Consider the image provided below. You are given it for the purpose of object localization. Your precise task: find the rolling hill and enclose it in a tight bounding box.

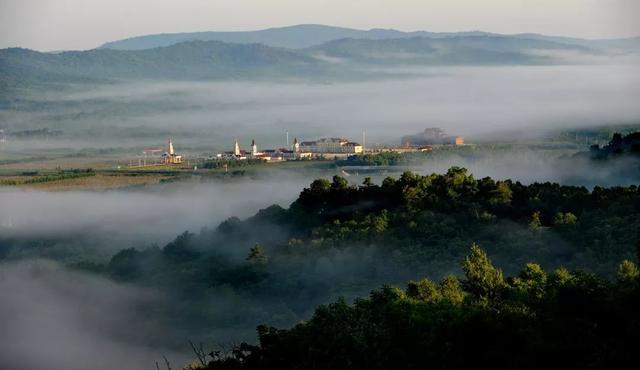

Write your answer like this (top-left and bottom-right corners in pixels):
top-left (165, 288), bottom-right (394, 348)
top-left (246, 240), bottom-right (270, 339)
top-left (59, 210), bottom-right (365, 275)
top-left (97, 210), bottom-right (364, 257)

top-left (305, 35), bottom-right (594, 65)
top-left (0, 40), bottom-right (329, 86)
top-left (97, 24), bottom-right (496, 50)
top-left (97, 24), bottom-right (640, 52)
top-left (0, 32), bottom-right (630, 87)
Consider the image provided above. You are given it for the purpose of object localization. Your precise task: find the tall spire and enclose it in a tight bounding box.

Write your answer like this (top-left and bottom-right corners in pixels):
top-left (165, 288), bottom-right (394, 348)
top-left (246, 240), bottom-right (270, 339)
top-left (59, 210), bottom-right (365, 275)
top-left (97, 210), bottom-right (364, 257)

top-left (251, 139), bottom-right (257, 155)
top-left (168, 137), bottom-right (175, 155)
top-left (234, 138), bottom-right (241, 156)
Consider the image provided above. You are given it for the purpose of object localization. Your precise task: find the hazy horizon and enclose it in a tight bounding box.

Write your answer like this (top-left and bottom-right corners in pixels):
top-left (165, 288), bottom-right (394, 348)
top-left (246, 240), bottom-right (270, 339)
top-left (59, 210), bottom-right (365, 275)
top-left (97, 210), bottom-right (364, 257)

top-left (1, 0), bottom-right (640, 51)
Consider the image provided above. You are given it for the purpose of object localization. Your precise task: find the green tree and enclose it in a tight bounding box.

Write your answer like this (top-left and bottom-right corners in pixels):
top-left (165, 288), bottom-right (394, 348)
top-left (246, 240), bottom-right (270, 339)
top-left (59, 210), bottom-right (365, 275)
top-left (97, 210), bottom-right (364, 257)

top-left (462, 244), bottom-right (505, 300)
top-left (309, 178), bottom-right (331, 193)
top-left (489, 181), bottom-right (512, 205)
top-left (616, 259), bottom-right (639, 283)
top-left (247, 243), bottom-right (268, 265)
top-left (406, 278), bottom-right (441, 303)
top-left (550, 267), bottom-right (573, 286)
top-left (529, 211), bottom-right (542, 230)
top-left (553, 212), bottom-right (578, 226)
top-left (511, 263), bottom-right (547, 301)
top-left (331, 175), bottom-right (348, 190)
top-left (439, 275), bottom-right (465, 304)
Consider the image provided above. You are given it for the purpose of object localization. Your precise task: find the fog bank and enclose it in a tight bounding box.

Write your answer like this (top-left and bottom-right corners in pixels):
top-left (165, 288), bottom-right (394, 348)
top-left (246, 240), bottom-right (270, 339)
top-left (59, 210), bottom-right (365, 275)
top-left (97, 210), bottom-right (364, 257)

top-left (3, 65), bottom-right (639, 152)
top-left (0, 177), bottom-right (309, 257)
top-left (0, 260), bottom-right (188, 370)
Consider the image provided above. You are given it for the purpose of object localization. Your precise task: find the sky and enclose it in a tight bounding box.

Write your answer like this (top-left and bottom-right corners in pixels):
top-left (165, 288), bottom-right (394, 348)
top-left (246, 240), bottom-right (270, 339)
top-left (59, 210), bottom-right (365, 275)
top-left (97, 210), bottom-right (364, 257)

top-left (0, 0), bottom-right (639, 51)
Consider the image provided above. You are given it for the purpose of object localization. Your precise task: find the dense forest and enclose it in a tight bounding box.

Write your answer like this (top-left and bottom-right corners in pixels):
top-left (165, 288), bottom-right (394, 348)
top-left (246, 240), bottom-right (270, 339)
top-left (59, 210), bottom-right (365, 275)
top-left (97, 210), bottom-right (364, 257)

top-left (1, 165), bottom-right (639, 368)
top-left (589, 131), bottom-right (640, 159)
top-left (184, 245), bottom-right (640, 370)
top-left (66, 167), bottom-right (637, 346)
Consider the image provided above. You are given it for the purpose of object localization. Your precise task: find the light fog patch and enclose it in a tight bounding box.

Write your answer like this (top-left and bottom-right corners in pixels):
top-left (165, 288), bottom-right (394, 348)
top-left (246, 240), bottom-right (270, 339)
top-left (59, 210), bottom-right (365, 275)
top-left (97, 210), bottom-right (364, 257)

top-left (0, 176), bottom-right (308, 247)
top-left (408, 148), bottom-right (640, 187)
top-left (3, 64), bottom-right (639, 152)
top-left (0, 260), bottom-right (189, 370)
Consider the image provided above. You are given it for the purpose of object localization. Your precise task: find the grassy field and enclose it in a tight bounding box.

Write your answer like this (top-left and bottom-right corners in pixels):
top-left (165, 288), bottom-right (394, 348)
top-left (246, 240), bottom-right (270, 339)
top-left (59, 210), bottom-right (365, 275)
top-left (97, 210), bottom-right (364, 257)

top-left (0, 155), bottom-right (338, 191)
top-left (24, 173), bottom-right (172, 191)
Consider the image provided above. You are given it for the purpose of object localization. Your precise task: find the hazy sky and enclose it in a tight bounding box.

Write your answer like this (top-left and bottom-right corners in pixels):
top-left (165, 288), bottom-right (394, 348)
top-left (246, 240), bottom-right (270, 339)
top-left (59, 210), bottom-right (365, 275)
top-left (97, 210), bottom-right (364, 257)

top-left (0, 0), bottom-right (639, 51)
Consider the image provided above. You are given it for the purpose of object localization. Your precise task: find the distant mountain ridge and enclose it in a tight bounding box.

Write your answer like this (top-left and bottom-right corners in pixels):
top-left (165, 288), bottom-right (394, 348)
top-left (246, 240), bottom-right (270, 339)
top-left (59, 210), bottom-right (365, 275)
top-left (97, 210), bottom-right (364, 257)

top-left (98, 24), bottom-right (496, 50)
top-left (98, 24), bottom-right (640, 51)
top-left (0, 40), bottom-right (330, 86)
top-left (2, 28), bottom-right (638, 87)
top-left (305, 35), bottom-right (593, 65)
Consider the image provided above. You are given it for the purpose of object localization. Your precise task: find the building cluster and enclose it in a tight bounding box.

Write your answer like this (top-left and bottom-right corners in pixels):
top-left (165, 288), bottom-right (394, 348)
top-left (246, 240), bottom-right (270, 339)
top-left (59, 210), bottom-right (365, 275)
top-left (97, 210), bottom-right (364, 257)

top-left (149, 129), bottom-right (463, 167)
top-left (217, 136), bottom-right (363, 161)
top-left (140, 135), bottom-right (365, 167)
top-left (401, 128), bottom-right (464, 147)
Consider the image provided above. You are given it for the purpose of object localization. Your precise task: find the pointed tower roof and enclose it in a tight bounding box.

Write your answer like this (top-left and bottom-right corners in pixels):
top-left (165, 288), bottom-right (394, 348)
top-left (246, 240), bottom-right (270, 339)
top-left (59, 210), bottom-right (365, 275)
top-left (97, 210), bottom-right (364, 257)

top-left (168, 137), bottom-right (175, 155)
top-left (234, 137), bottom-right (241, 156)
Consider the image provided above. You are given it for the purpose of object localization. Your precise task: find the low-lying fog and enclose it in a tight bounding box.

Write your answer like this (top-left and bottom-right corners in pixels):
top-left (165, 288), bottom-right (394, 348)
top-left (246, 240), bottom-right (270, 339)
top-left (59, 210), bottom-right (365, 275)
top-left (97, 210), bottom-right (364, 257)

top-left (0, 177), bottom-right (310, 252)
top-left (407, 149), bottom-right (640, 187)
top-left (2, 64), bottom-right (639, 152)
top-left (0, 260), bottom-right (189, 370)
top-left (2, 149), bottom-right (637, 260)
top-left (1, 62), bottom-right (639, 370)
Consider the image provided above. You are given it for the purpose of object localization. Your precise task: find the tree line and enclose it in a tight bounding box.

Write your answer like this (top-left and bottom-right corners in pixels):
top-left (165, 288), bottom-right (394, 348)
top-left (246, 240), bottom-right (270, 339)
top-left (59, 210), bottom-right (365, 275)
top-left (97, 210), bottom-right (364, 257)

top-left (184, 245), bottom-right (640, 370)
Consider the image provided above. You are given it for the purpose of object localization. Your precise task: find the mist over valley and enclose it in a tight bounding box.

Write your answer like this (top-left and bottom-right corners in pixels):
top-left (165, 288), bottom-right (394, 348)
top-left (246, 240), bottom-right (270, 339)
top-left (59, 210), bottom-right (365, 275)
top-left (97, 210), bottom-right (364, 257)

top-left (1, 19), bottom-right (640, 370)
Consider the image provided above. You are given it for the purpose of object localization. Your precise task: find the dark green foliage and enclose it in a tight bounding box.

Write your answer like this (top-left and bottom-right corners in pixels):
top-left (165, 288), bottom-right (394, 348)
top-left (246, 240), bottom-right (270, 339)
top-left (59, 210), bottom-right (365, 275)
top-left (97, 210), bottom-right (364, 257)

top-left (246, 244), bottom-right (268, 265)
top-left (461, 244), bottom-right (505, 300)
top-left (337, 152), bottom-right (406, 166)
top-left (163, 231), bottom-right (199, 261)
top-left (589, 131), bottom-right (640, 159)
top-left (202, 159), bottom-right (266, 170)
top-left (98, 167), bottom-right (640, 349)
top-left (198, 248), bottom-right (640, 370)
top-left (528, 211), bottom-right (543, 230)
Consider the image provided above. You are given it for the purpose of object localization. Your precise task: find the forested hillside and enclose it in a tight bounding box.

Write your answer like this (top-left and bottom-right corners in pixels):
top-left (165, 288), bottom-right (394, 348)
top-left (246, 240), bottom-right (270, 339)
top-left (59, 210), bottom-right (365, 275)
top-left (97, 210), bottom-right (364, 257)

top-left (190, 246), bottom-right (640, 370)
top-left (1, 167), bottom-right (639, 367)
top-left (39, 167), bottom-right (634, 346)
top-left (0, 41), bottom-right (328, 86)
top-left (0, 33), bottom-right (612, 87)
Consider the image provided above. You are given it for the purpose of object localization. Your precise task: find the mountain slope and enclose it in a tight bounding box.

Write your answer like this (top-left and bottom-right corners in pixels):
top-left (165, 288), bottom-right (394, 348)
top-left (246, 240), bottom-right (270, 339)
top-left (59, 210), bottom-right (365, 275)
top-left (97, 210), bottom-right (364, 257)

top-left (306, 35), bottom-right (595, 65)
top-left (97, 24), bottom-right (498, 50)
top-left (513, 33), bottom-right (640, 52)
top-left (97, 24), bottom-right (639, 52)
top-left (0, 35), bottom-right (610, 87)
top-left (0, 40), bottom-right (329, 85)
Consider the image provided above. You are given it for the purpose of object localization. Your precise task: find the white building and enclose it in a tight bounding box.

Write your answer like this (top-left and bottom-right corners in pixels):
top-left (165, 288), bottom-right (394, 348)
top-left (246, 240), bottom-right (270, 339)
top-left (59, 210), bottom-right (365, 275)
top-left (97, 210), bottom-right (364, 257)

top-left (299, 137), bottom-right (363, 154)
